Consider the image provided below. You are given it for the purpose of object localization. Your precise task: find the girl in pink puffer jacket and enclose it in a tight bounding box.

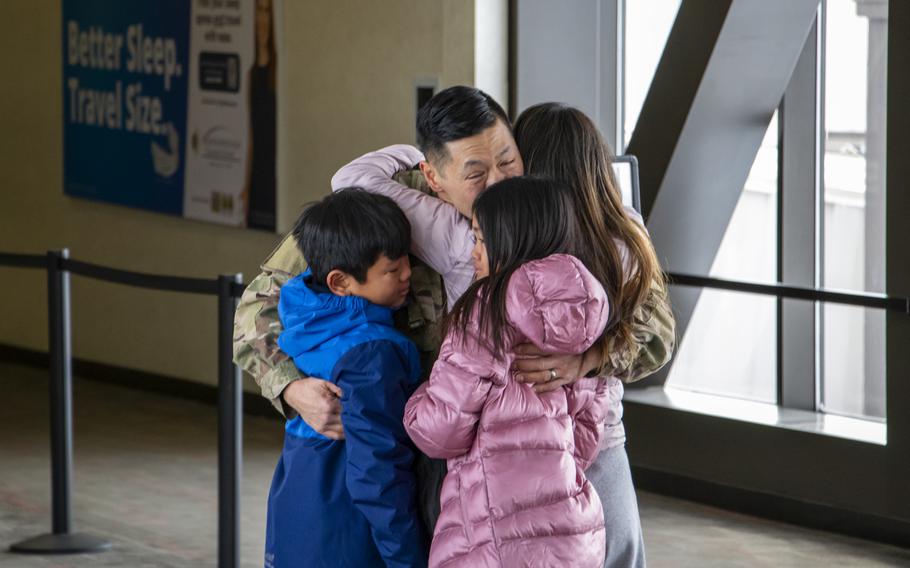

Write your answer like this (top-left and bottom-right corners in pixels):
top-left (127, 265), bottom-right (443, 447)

top-left (405, 176), bottom-right (611, 567)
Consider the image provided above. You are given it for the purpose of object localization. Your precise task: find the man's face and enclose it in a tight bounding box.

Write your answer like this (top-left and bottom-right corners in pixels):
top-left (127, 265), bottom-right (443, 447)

top-left (421, 120), bottom-right (524, 218)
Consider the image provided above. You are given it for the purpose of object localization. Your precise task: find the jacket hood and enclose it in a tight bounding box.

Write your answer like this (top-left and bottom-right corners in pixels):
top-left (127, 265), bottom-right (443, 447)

top-left (276, 270), bottom-right (395, 359)
top-left (506, 254), bottom-right (609, 355)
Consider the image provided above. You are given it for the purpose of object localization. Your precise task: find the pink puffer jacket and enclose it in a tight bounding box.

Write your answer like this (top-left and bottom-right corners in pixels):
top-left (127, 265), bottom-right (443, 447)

top-left (405, 254), bottom-right (612, 567)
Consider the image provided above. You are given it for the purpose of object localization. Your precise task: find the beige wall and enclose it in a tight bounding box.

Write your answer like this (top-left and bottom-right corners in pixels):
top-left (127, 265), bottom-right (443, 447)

top-left (279, 0), bottom-right (475, 228)
top-left (0, 0), bottom-right (474, 390)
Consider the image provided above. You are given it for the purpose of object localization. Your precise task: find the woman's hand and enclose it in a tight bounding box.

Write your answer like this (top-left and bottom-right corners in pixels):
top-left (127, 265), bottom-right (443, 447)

top-left (282, 378), bottom-right (345, 440)
top-left (512, 344), bottom-right (599, 393)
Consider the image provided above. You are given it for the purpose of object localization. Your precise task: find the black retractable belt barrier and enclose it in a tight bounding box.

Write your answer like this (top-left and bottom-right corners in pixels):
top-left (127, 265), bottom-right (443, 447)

top-left (0, 252), bottom-right (46, 268)
top-left (217, 274), bottom-right (243, 568)
top-left (667, 272), bottom-right (910, 314)
top-left (3, 249), bottom-right (244, 568)
top-left (63, 258), bottom-right (220, 295)
top-left (1, 247), bottom-right (908, 566)
top-left (10, 250), bottom-right (112, 554)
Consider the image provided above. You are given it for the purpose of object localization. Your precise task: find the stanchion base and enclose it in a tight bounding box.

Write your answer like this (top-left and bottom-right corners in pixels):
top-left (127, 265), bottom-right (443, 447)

top-left (9, 532), bottom-right (112, 555)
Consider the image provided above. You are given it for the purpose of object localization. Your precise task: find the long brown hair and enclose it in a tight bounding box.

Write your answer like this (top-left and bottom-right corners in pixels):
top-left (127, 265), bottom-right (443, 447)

top-left (444, 176), bottom-right (578, 356)
top-left (513, 103), bottom-right (667, 367)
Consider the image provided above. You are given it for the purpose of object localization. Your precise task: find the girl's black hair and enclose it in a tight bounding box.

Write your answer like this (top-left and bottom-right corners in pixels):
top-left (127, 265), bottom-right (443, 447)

top-left (445, 176), bottom-right (578, 355)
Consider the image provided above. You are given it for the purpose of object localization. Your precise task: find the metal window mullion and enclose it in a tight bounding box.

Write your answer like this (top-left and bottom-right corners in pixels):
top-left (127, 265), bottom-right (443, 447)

top-left (816, 0), bottom-right (827, 411)
top-left (598, 0), bottom-right (622, 152)
top-left (513, 0), bottom-right (623, 151)
top-left (859, 0), bottom-right (888, 419)
top-left (616, 0), bottom-right (626, 153)
top-left (779, 10), bottom-right (821, 411)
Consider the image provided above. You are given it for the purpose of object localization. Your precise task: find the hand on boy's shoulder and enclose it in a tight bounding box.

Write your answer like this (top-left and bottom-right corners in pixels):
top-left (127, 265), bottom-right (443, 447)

top-left (282, 378), bottom-right (345, 440)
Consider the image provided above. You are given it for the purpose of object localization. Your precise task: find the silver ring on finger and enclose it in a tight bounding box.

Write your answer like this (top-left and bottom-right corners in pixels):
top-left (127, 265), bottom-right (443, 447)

top-left (549, 369), bottom-right (558, 381)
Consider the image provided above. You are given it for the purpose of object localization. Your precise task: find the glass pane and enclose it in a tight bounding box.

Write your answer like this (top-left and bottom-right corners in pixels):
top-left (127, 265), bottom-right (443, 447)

top-left (667, 114), bottom-right (779, 402)
top-left (821, 0), bottom-right (887, 420)
top-left (710, 112), bottom-right (779, 284)
top-left (623, 0), bottom-right (682, 150)
top-left (668, 292), bottom-right (777, 403)
top-left (822, 305), bottom-right (885, 419)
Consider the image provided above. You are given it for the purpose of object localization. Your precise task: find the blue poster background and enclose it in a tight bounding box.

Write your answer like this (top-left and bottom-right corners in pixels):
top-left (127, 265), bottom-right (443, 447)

top-left (63, 0), bottom-right (191, 215)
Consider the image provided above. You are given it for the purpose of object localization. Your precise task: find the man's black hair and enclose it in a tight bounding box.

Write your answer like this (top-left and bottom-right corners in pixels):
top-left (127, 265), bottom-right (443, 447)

top-left (292, 188), bottom-right (411, 285)
top-left (416, 85), bottom-right (510, 164)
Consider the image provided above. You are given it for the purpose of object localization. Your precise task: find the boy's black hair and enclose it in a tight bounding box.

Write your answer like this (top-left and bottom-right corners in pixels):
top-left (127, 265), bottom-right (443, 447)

top-left (416, 85), bottom-right (510, 164)
top-left (292, 188), bottom-right (411, 285)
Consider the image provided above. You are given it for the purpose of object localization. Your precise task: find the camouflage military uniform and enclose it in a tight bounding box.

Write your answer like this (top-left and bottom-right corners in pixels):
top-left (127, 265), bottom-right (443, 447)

top-left (601, 275), bottom-right (676, 383)
top-left (232, 168), bottom-right (675, 535)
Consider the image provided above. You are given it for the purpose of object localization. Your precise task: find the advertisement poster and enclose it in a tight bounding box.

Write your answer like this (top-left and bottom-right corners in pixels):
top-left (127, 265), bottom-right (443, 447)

top-left (63, 0), bottom-right (278, 231)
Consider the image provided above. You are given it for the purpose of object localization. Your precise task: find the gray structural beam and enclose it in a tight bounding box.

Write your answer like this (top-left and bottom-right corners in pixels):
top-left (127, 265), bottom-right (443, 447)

top-left (779, 16), bottom-right (820, 411)
top-left (513, 0), bottom-right (622, 150)
top-left (626, 0), bottom-right (820, 385)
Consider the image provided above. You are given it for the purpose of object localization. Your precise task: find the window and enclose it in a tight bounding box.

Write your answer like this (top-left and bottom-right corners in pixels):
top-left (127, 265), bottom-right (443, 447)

top-left (820, 0), bottom-right (887, 420)
top-left (666, 114), bottom-right (779, 403)
top-left (622, 0), bottom-right (682, 150)
top-left (625, 0), bottom-right (888, 426)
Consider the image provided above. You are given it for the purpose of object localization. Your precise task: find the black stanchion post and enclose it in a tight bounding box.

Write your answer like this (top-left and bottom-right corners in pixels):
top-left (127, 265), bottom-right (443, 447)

top-left (217, 273), bottom-right (243, 568)
top-left (10, 249), bottom-right (111, 554)
top-left (49, 249), bottom-right (73, 536)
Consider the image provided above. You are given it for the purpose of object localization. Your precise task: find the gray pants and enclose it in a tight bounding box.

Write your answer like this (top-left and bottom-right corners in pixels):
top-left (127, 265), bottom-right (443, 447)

top-left (587, 445), bottom-right (647, 568)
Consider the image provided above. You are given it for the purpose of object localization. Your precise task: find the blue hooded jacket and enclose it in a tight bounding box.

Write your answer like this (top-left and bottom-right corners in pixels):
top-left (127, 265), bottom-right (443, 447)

top-left (264, 270), bottom-right (426, 568)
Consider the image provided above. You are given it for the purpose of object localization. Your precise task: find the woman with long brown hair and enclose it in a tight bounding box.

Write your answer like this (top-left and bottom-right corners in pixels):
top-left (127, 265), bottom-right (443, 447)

top-left (512, 102), bottom-right (673, 568)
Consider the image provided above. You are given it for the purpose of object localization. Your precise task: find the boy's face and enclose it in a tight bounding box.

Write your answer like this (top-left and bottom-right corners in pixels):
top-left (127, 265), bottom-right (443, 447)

top-left (343, 254), bottom-right (412, 308)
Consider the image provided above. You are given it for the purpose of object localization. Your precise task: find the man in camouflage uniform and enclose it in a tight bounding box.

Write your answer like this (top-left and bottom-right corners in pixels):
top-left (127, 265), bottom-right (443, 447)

top-left (233, 86), bottom-right (676, 549)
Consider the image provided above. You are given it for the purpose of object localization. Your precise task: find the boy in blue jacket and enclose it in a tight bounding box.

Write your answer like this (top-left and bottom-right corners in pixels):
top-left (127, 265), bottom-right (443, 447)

top-left (265, 188), bottom-right (426, 568)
